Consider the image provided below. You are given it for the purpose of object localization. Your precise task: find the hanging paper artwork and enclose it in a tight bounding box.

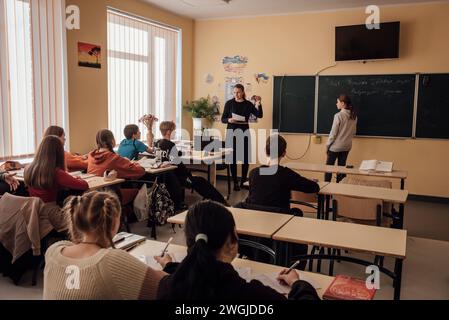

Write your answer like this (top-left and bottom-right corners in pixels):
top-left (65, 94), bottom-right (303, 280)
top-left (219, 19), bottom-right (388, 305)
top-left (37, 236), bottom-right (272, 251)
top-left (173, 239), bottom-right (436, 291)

top-left (254, 73), bottom-right (270, 84)
top-left (222, 55), bottom-right (248, 74)
top-left (204, 73), bottom-right (214, 84)
top-left (78, 42), bottom-right (101, 69)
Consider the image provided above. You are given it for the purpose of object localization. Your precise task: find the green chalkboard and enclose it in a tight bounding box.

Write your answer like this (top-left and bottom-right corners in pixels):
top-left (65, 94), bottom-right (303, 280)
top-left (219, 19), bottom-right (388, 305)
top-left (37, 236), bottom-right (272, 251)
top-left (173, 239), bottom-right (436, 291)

top-left (416, 73), bottom-right (449, 139)
top-left (317, 75), bottom-right (416, 137)
top-left (273, 76), bottom-right (315, 133)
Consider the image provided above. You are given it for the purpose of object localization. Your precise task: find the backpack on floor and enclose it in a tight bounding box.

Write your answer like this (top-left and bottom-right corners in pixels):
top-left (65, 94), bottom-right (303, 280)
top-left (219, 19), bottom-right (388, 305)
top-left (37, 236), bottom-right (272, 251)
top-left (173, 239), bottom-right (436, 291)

top-left (147, 178), bottom-right (175, 226)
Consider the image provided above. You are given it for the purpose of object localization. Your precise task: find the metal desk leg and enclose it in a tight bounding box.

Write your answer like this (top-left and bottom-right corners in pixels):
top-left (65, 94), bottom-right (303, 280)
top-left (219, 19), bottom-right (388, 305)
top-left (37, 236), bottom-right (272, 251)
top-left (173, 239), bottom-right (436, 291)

top-left (325, 195), bottom-right (331, 220)
top-left (317, 194), bottom-right (324, 220)
top-left (393, 259), bottom-right (403, 301)
top-left (399, 203), bottom-right (405, 229)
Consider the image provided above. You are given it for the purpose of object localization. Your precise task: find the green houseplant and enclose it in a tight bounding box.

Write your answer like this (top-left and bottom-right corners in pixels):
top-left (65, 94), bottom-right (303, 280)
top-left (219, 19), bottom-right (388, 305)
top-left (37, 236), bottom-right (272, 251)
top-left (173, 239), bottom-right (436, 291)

top-left (184, 96), bottom-right (220, 131)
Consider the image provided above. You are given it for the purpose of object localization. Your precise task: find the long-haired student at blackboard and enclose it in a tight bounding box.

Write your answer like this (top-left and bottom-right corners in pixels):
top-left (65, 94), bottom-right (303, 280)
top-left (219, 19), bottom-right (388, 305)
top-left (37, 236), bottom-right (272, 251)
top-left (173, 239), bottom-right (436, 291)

top-left (325, 94), bottom-right (357, 182)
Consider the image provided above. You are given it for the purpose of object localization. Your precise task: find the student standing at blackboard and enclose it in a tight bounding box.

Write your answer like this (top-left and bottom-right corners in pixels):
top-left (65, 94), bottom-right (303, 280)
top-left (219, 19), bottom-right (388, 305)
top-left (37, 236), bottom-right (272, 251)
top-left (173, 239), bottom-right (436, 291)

top-left (325, 94), bottom-right (357, 182)
top-left (221, 84), bottom-right (263, 191)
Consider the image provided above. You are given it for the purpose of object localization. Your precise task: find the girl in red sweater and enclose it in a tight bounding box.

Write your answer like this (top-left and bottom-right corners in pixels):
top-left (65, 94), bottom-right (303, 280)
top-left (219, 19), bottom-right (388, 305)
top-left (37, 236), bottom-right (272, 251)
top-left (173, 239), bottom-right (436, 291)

top-left (24, 136), bottom-right (89, 204)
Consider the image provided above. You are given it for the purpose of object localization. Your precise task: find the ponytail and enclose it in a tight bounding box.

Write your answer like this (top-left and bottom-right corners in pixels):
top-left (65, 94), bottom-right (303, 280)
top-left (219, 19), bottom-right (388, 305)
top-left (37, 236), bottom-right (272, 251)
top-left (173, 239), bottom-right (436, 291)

top-left (167, 201), bottom-right (237, 300)
top-left (338, 94), bottom-right (357, 120)
top-left (96, 129), bottom-right (116, 153)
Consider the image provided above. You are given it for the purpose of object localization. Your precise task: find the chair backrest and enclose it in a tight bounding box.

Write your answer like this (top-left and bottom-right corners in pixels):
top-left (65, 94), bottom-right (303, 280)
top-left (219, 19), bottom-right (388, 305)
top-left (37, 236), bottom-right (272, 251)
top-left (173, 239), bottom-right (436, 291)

top-left (238, 239), bottom-right (276, 265)
top-left (290, 191), bottom-right (318, 214)
top-left (334, 177), bottom-right (390, 222)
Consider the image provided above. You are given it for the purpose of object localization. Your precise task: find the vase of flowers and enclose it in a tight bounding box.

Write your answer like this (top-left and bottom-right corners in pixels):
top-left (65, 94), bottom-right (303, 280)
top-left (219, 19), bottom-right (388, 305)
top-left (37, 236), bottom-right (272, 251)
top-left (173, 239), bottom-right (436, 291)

top-left (139, 114), bottom-right (159, 147)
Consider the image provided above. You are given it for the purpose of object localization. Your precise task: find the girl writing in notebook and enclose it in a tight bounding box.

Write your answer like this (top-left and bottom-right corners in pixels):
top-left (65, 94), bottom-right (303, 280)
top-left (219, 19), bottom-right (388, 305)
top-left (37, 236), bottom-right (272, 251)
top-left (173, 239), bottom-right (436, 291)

top-left (325, 94), bottom-right (358, 182)
top-left (154, 200), bottom-right (319, 300)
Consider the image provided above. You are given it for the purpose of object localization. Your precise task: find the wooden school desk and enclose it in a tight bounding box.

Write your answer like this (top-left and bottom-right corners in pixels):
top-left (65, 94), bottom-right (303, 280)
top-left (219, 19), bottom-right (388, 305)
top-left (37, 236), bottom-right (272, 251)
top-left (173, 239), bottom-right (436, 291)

top-left (180, 149), bottom-right (231, 187)
top-left (168, 207), bottom-right (294, 239)
top-left (319, 183), bottom-right (409, 228)
top-left (285, 162), bottom-right (408, 189)
top-left (273, 217), bottom-right (407, 300)
top-left (129, 239), bottom-right (335, 299)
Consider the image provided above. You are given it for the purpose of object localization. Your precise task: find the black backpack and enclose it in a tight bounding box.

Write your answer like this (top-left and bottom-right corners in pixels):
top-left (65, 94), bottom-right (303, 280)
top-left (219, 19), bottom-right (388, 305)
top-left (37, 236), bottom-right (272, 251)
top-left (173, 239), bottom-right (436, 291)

top-left (147, 178), bottom-right (175, 226)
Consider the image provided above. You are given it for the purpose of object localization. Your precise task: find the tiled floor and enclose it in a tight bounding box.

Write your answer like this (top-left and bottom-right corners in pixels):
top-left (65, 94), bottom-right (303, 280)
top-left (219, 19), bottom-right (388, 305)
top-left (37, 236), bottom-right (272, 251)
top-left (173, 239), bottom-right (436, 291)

top-left (1, 179), bottom-right (448, 300)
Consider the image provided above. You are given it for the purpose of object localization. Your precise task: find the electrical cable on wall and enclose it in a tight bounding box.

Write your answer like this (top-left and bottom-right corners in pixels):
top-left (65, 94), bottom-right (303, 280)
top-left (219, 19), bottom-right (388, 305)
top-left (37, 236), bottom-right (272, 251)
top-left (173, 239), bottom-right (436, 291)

top-left (316, 62), bottom-right (338, 76)
top-left (286, 134), bottom-right (312, 161)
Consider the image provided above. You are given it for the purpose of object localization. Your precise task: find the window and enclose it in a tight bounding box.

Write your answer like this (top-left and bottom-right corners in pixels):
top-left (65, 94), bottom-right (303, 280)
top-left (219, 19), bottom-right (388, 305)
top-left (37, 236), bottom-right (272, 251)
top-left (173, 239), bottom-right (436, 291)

top-left (0, 0), bottom-right (68, 159)
top-left (0, 0), bottom-right (34, 158)
top-left (107, 9), bottom-right (181, 143)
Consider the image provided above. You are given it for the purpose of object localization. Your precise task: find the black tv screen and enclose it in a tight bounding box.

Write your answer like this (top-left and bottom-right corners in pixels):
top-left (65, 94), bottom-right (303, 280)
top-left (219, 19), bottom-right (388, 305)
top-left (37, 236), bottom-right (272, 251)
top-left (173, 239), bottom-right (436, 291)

top-left (335, 22), bottom-right (400, 61)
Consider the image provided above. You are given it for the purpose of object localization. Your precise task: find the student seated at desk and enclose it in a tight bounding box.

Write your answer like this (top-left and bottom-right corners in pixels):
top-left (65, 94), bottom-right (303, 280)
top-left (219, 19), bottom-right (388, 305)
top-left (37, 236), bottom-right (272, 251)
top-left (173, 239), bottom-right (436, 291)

top-left (118, 124), bottom-right (154, 161)
top-left (241, 134), bottom-right (319, 269)
top-left (88, 129), bottom-right (147, 204)
top-left (24, 136), bottom-right (89, 204)
top-left (43, 191), bottom-right (165, 300)
top-left (245, 134), bottom-right (319, 210)
top-left (44, 126), bottom-right (88, 172)
top-left (155, 121), bottom-right (227, 206)
top-left (154, 201), bottom-right (319, 300)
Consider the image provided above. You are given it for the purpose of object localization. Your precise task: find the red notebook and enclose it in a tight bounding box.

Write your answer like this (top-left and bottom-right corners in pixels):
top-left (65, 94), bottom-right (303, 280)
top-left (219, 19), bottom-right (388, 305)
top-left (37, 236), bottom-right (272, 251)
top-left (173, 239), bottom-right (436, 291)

top-left (323, 275), bottom-right (377, 300)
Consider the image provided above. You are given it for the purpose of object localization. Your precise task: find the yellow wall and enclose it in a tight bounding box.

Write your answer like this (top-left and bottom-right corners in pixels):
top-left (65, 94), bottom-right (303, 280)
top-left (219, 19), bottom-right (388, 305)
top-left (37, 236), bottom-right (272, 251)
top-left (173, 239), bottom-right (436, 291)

top-left (66, 0), bottom-right (194, 154)
top-left (193, 2), bottom-right (449, 197)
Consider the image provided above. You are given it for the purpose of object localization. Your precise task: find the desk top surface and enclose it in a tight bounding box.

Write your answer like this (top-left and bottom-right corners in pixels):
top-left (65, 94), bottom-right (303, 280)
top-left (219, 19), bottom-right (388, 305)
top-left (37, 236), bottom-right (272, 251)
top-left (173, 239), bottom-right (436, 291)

top-left (286, 162), bottom-right (408, 179)
top-left (168, 207), bottom-right (294, 239)
top-left (320, 183), bottom-right (408, 203)
top-left (273, 217), bottom-right (407, 259)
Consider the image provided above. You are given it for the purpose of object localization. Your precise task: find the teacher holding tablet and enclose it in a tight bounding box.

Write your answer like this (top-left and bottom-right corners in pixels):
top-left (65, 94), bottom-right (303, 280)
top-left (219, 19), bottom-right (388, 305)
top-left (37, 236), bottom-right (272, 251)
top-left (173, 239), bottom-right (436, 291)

top-left (222, 84), bottom-right (263, 191)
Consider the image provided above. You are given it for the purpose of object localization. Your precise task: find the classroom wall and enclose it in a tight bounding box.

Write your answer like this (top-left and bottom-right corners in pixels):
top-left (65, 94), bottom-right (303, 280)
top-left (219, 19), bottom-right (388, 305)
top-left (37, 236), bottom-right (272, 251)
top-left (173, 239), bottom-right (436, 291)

top-left (193, 2), bottom-right (449, 198)
top-left (66, 0), bottom-right (194, 154)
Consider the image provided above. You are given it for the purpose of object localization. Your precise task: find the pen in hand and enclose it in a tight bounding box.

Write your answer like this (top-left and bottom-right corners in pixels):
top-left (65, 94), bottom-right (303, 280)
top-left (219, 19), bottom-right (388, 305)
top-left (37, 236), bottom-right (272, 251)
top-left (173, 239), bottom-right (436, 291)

top-left (286, 260), bottom-right (300, 274)
top-left (161, 237), bottom-right (173, 257)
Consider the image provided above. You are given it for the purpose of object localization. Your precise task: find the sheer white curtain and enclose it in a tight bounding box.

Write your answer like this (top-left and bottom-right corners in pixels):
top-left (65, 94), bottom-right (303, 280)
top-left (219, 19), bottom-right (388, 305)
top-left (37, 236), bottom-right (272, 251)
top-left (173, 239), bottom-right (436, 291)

top-left (107, 9), bottom-right (180, 142)
top-left (0, 0), bottom-right (68, 159)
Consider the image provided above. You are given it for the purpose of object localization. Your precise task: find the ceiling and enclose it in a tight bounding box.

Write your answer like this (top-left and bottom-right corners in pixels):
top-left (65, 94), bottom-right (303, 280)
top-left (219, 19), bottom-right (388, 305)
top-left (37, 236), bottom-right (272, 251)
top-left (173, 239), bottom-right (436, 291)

top-left (140, 0), bottom-right (446, 20)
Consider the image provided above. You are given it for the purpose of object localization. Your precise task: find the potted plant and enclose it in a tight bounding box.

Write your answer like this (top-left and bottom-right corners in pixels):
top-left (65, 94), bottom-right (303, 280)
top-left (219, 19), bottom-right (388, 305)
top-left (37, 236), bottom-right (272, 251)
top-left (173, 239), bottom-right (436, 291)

top-left (183, 96), bottom-right (220, 132)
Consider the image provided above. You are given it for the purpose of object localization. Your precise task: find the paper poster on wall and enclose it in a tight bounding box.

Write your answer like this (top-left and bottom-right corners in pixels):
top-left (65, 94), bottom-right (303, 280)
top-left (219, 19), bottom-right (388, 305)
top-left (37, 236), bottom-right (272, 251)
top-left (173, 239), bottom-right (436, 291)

top-left (222, 55), bottom-right (248, 74)
top-left (78, 42), bottom-right (101, 69)
top-left (255, 73), bottom-right (270, 84)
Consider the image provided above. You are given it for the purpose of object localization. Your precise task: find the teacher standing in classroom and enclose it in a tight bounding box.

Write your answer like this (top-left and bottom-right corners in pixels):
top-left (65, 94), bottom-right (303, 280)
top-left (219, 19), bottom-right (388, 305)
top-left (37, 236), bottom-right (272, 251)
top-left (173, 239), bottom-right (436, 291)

top-left (325, 94), bottom-right (357, 182)
top-left (222, 84), bottom-right (263, 191)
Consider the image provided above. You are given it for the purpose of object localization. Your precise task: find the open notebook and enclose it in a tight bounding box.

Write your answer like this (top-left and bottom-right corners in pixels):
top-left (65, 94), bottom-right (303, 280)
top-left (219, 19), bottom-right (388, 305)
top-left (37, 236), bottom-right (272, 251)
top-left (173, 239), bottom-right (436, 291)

top-left (113, 232), bottom-right (146, 251)
top-left (359, 160), bottom-right (394, 173)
